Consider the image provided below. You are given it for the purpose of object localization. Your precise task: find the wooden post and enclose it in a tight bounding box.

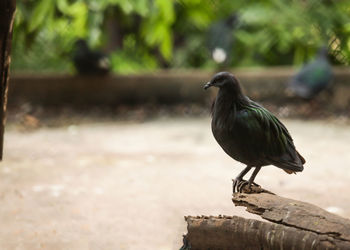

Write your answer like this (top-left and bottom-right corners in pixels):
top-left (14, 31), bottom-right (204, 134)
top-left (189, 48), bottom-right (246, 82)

top-left (182, 191), bottom-right (350, 249)
top-left (0, 0), bottom-right (16, 160)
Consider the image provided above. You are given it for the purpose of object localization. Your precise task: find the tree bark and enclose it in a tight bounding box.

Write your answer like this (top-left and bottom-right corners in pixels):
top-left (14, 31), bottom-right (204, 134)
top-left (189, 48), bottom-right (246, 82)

top-left (182, 191), bottom-right (350, 250)
top-left (0, 0), bottom-right (16, 160)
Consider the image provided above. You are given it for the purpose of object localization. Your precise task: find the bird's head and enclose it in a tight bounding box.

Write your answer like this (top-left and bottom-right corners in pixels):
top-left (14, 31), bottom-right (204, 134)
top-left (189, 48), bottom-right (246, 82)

top-left (74, 39), bottom-right (89, 51)
top-left (226, 13), bottom-right (239, 28)
top-left (204, 72), bottom-right (242, 93)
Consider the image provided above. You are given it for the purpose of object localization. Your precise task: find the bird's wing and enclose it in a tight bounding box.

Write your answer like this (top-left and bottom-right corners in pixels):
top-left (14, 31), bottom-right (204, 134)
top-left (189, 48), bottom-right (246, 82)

top-left (235, 101), bottom-right (304, 172)
top-left (298, 60), bottom-right (331, 86)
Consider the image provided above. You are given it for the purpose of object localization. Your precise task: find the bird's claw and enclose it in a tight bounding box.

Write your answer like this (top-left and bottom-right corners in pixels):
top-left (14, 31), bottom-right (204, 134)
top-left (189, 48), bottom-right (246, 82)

top-left (232, 178), bottom-right (242, 193)
top-left (232, 179), bottom-right (261, 193)
top-left (237, 180), bottom-right (248, 192)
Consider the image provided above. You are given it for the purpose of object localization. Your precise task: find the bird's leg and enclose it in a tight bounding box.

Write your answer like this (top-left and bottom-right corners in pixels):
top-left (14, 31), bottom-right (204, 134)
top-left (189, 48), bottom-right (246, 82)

top-left (236, 166), bottom-right (262, 193)
top-left (232, 165), bottom-right (252, 193)
top-left (247, 166), bottom-right (261, 189)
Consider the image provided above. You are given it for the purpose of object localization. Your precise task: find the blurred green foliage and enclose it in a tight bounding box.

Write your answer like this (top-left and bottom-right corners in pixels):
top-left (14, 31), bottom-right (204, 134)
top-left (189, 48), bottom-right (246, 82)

top-left (11, 0), bottom-right (350, 73)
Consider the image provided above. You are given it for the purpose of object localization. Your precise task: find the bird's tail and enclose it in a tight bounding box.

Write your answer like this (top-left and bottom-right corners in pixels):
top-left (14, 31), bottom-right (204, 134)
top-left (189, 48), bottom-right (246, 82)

top-left (283, 169), bottom-right (296, 174)
top-left (297, 150), bottom-right (306, 164)
top-left (283, 150), bottom-right (306, 174)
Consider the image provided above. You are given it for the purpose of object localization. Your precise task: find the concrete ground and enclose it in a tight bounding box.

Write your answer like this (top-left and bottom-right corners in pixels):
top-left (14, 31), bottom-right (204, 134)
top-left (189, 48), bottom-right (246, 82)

top-left (1, 117), bottom-right (350, 249)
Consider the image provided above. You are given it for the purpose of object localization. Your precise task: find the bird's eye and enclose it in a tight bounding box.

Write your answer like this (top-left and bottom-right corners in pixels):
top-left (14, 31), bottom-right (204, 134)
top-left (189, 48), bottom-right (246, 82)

top-left (216, 77), bottom-right (225, 85)
top-left (215, 77), bottom-right (223, 83)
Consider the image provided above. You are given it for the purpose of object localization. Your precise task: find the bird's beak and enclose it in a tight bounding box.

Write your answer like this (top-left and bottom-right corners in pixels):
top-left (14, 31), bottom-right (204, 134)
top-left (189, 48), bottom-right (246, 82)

top-left (203, 82), bottom-right (212, 90)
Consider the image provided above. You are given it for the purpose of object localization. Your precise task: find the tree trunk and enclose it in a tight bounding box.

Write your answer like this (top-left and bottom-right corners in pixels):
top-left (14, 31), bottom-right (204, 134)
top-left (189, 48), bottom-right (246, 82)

top-left (182, 191), bottom-right (350, 250)
top-left (0, 0), bottom-right (16, 160)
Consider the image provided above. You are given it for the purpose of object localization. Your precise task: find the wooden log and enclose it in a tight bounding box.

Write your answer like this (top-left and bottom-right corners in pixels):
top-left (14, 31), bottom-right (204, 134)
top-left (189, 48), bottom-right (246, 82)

top-left (182, 191), bottom-right (350, 249)
top-left (0, 0), bottom-right (16, 160)
top-left (232, 192), bottom-right (350, 241)
top-left (183, 215), bottom-right (350, 250)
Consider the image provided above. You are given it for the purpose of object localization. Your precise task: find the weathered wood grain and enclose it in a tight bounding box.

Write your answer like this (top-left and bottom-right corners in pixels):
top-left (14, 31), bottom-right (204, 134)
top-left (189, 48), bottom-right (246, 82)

top-left (182, 191), bottom-right (350, 249)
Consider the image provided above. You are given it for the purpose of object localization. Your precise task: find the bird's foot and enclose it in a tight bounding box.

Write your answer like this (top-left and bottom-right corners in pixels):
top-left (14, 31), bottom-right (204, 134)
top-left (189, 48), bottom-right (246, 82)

top-left (232, 178), bottom-right (244, 193)
top-left (232, 178), bottom-right (256, 193)
top-left (236, 180), bottom-right (261, 193)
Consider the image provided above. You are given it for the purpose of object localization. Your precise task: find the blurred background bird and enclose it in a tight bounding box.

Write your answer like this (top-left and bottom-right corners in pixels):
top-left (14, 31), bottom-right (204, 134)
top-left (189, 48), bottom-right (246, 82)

top-left (206, 14), bottom-right (239, 66)
top-left (287, 46), bottom-right (333, 100)
top-left (72, 39), bottom-right (111, 76)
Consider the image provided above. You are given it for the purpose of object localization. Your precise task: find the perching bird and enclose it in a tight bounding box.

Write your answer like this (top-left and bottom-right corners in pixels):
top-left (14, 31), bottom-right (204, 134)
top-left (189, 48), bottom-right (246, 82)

top-left (204, 72), bottom-right (305, 192)
top-left (287, 47), bottom-right (333, 99)
top-left (206, 14), bottom-right (239, 64)
top-left (72, 39), bottom-right (110, 75)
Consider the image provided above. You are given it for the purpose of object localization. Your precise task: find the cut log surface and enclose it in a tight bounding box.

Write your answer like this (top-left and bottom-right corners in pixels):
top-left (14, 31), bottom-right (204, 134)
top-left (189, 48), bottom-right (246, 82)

top-left (182, 191), bottom-right (350, 250)
top-left (232, 192), bottom-right (350, 242)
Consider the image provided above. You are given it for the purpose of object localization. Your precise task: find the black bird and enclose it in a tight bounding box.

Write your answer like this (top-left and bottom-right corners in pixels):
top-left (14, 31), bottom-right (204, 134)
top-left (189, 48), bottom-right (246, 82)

top-left (72, 39), bottom-right (110, 75)
top-left (206, 14), bottom-right (239, 64)
top-left (287, 47), bottom-right (333, 99)
top-left (204, 72), bottom-right (305, 192)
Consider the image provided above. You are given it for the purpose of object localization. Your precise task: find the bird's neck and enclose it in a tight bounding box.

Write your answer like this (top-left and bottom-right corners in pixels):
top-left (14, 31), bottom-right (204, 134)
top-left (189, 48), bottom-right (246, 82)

top-left (212, 89), bottom-right (248, 125)
top-left (216, 87), bottom-right (248, 106)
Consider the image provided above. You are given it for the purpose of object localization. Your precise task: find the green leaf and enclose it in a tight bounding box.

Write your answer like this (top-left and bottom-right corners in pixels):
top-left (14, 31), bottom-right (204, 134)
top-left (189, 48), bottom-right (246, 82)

top-left (28, 0), bottom-right (54, 32)
top-left (160, 28), bottom-right (173, 60)
top-left (156, 0), bottom-right (175, 23)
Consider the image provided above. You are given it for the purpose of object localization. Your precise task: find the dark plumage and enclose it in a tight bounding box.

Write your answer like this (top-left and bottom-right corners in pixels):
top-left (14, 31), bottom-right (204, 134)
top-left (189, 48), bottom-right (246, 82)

top-left (288, 47), bottom-right (333, 99)
top-left (204, 72), bottom-right (305, 192)
top-left (72, 39), bottom-right (110, 75)
top-left (206, 14), bottom-right (239, 64)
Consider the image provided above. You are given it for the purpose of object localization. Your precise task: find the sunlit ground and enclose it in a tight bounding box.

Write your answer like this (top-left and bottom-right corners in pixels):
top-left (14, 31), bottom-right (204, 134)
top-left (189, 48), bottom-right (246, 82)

top-left (0, 116), bottom-right (350, 249)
